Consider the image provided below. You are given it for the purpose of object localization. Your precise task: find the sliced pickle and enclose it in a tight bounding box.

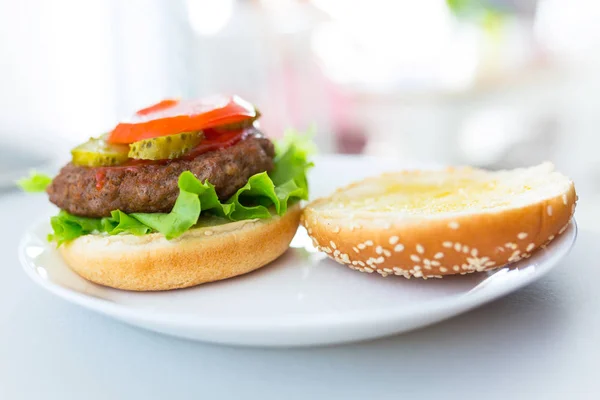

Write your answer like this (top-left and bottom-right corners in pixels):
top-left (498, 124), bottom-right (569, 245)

top-left (128, 131), bottom-right (204, 160)
top-left (211, 110), bottom-right (261, 133)
top-left (71, 137), bottom-right (129, 167)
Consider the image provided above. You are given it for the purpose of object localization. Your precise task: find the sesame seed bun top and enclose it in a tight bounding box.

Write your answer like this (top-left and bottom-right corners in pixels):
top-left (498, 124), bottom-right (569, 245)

top-left (301, 163), bottom-right (576, 279)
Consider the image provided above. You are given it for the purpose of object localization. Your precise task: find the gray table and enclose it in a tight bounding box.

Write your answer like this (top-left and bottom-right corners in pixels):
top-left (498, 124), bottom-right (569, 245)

top-left (0, 191), bottom-right (598, 399)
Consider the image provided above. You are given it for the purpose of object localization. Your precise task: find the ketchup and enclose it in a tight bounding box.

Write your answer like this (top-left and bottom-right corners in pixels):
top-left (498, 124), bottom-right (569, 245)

top-left (95, 170), bottom-right (107, 190)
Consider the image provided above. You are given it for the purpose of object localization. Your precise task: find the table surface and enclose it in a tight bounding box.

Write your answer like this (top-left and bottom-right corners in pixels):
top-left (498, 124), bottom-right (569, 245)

top-left (0, 190), bottom-right (598, 400)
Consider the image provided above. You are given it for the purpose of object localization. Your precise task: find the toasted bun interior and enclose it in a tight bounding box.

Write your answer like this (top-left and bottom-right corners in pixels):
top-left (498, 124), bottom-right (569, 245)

top-left (302, 163), bottom-right (576, 278)
top-left (59, 204), bottom-right (302, 291)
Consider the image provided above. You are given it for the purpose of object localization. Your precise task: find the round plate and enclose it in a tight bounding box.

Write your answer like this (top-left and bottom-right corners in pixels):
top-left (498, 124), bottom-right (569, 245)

top-left (18, 155), bottom-right (577, 347)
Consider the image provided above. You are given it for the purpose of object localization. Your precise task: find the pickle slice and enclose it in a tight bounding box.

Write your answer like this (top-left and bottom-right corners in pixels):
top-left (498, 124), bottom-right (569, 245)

top-left (71, 137), bottom-right (129, 167)
top-left (211, 110), bottom-right (261, 133)
top-left (128, 131), bottom-right (204, 160)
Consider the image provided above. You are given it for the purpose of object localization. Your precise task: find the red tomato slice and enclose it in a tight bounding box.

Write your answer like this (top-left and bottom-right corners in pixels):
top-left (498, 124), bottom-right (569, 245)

top-left (108, 95), bottom-right (258, 144)
top-left (180, 129), bottom-right (246, 161)
top-left (135, 99), bottom-right (179, 116)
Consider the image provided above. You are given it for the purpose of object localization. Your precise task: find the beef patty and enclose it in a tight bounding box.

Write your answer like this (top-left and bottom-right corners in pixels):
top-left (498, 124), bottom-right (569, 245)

top-left (48, 133), bottom-right (275, 218)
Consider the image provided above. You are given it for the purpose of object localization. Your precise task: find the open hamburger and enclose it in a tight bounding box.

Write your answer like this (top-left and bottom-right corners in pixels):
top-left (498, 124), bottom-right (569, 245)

top-left (20, 95), bottom-right (312, 291)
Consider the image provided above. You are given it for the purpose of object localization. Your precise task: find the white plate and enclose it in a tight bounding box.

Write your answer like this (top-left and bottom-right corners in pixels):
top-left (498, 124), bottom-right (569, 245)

top-left (18, 155), bottom-right (577, 347)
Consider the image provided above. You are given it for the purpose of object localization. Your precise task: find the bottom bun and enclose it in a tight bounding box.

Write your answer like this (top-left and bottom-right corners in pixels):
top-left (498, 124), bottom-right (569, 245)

top-left (59, 204), bottom-right (302, 291)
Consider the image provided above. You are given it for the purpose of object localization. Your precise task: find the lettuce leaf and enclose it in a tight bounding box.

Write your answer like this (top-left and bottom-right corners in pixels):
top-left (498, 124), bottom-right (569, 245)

top-left (17, 171), bottom-right (53, 192)
top-left (47, 131), bottom-right (313, 245)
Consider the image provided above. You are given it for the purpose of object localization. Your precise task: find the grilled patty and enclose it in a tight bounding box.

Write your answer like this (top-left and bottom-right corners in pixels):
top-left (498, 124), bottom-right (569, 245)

top-left (47, 133), bottom-right (275, 218)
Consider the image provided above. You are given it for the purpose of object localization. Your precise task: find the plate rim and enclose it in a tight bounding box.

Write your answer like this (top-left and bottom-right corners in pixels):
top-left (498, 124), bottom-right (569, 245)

top-left (18, 217), bottom-right (578, 333)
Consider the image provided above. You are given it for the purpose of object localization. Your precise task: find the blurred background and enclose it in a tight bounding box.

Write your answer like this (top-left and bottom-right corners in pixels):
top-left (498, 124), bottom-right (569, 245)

top-left (1, 0), bottom-right (599, 222)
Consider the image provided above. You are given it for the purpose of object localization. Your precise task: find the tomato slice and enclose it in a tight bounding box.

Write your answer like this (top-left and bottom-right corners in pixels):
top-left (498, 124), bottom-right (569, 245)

top-left (180, 129), bottom-right (246, 161)
top-left (108, 95), bottom-right (258, 144)
top-left (135, 99), bottom-right (179, 116)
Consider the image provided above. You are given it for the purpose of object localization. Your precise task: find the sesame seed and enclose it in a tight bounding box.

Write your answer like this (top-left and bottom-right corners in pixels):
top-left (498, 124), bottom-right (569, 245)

top-left (443, 241), bottom-right (453, 248)
top-left (383, 249), bottom-right (392, 257)
top-left (453, 265), bottom-right (460, 271)
top-left (509, 250), bottom-right (521, 262)
top-left (353, 247), bottom-right (359, 253)
top-left (375, 246), bottom-right (383, 255)
top-left (547, 205), bottom-right (553, 216)
top-left (448, 221), bottom-right (460, 230)
top-left (375, 257), bottom-right (385, 264)
top-left (423, 259), bottom-right (431, 266)
top-left (323, 247), bottom-right (332, 254)
top-left (414, 265), bottom-right (421, 271)
top-left (364, 267), bottom-right (374, 273)
top-left (462, 245), bottom-right (469, 253)
top-left (383, 268), bottom-right (393, 273)
top-left (393, 267), bottom-right (403, 272)
top-left (470, 248), bottom-right (478, 257)
top-left (357, 261), bottom-right (365, 266)
top-left (357, 243), bottom-right (366, 250)
top-left (562, 194), bottom-right (568, 205)
top-left (424, 265), bottom-right (432, 270)
top-left (548, 235), bottom-right (555, 241)
top-left (517, 232), bottom-right (528, 240)
top-left (434, 252), bottom-right (444, 259)
top-left (389, 236), bottom-right (399, 245)
top-left (439, 267), bottom-right (448, 273)
top-left (431, 260), bottom-right (441, 266)
top-left (559, 225), bottom-right (568, 234)
top-left (394, 244), bottom-right (405, 252)
top-left (333, 249), bottom-right (340, 257)
top-left (526, 243), bottom-right (535, 252)
top-left (307, 228), bottom-right (313, 234)
top-left (505, 242), bottom-right (517, 250)
top-left (416, 244), bottom-right (425, 254)
top-left (365, 240), bottom-right (374, 246)
top-left (330, 241), bottom-right (337, 249)
top-left (454, 243), bottom-right (462, 252)
top-left (410, 254), bottom-right (421, 262)
top-left (414, 271), bottom-right (423, 278)
top-left (484, 260), bottom-right (496, 267)
top-left (352, 261), bottom-right (358, 265)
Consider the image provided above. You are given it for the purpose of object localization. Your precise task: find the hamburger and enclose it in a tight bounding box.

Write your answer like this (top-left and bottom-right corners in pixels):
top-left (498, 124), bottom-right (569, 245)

top-left (19, 95), bottom-right (312, 291)
top-left (302, 163), bottom-right (576, 278)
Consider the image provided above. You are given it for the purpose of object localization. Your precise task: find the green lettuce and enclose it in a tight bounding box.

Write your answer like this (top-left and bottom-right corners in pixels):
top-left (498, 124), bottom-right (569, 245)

top-left (17, 171), bottom-right (53, 192)
top-left (47, 131), bottom-right (313, 245)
